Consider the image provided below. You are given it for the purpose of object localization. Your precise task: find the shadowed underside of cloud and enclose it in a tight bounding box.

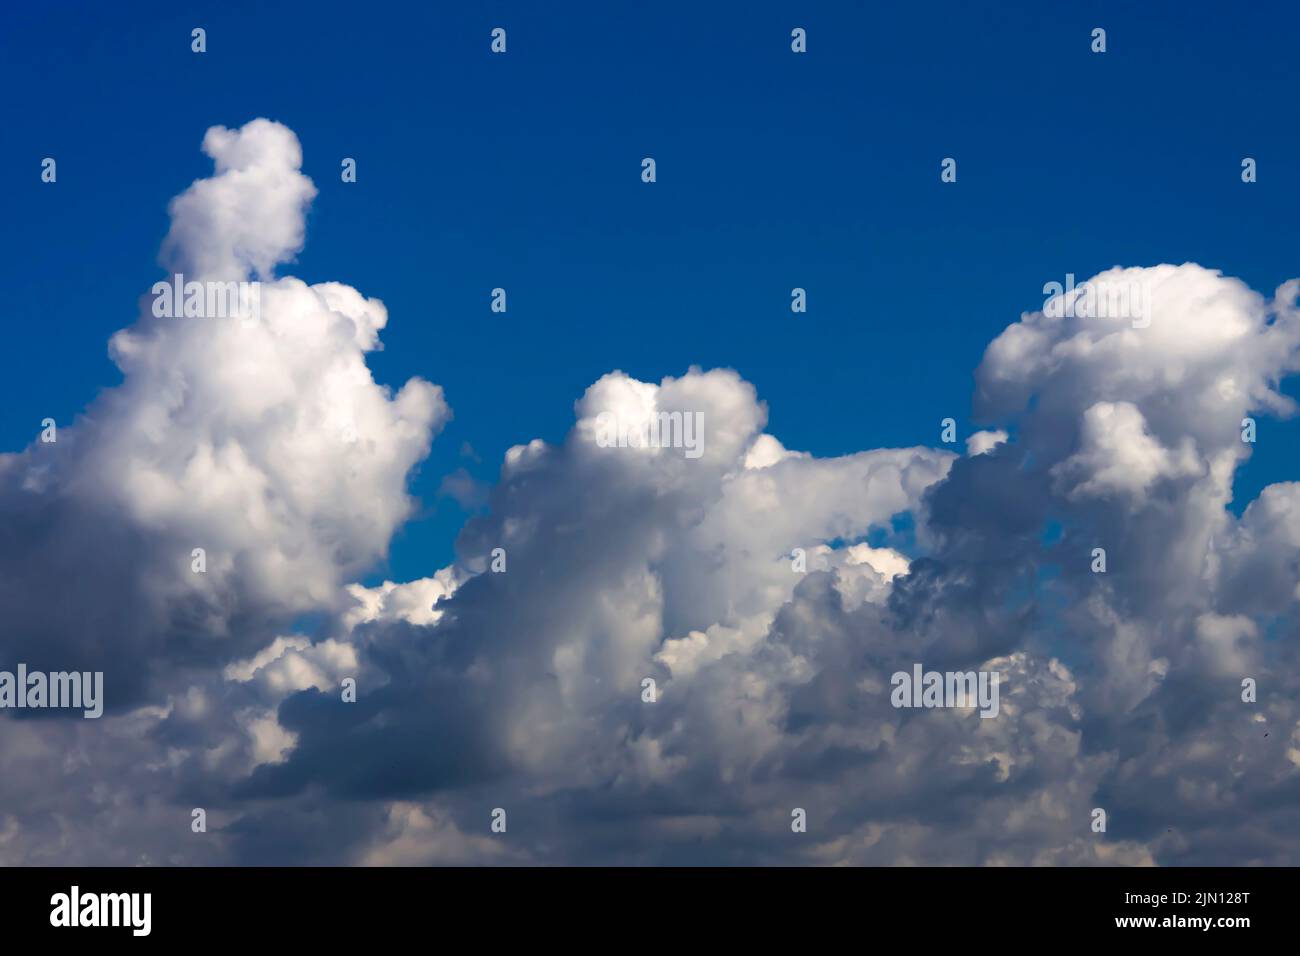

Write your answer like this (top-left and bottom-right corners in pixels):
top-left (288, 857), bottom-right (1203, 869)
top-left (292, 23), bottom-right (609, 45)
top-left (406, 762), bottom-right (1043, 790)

top-left (2, 119), bottom-right (1300, 865)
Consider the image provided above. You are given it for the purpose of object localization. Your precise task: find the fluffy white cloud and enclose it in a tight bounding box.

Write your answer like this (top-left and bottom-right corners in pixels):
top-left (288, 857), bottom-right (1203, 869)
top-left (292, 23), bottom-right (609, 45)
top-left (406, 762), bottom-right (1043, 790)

top-left (0, 119), bottom-right (449, 862)
top-left (254, 261), bottom-right (1299, 865)
top-left (0, 120), bottom-right (446, 701)
top-left (343, 568), bottom-right (463, 631)
top-left (161, 119), bottom-right (318, 281)
top-left (965, 429), bottom-right (1007, 457)
top-left (1051, 401), bottom-right (1200, 504)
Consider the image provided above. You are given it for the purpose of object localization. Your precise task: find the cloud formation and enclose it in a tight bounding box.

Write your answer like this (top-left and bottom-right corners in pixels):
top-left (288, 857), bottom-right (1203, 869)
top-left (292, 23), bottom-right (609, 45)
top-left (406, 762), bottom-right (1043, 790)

top-left (2, 121), bottom-right (1299, 866)
top-left (0, 120), bottom-right (445, 862)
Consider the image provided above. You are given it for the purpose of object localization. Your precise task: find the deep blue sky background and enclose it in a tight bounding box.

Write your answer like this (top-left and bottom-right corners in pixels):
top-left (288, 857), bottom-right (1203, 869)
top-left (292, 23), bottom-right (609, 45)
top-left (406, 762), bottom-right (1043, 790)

top-left (3, 0), bottom-right (1298, 581)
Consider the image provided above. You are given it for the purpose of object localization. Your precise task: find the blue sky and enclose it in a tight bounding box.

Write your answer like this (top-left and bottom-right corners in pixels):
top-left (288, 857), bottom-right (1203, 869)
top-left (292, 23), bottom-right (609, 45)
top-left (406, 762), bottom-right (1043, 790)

top-left (4, 0), bottom-right (1298, 582)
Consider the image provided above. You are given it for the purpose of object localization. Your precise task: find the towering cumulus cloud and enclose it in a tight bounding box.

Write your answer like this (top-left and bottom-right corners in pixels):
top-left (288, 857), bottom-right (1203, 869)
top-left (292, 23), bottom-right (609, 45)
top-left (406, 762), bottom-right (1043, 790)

top-left (1, 120), bottom-right (1299, 866)
top-left (0, 121), bottom-right (445, 861)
